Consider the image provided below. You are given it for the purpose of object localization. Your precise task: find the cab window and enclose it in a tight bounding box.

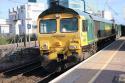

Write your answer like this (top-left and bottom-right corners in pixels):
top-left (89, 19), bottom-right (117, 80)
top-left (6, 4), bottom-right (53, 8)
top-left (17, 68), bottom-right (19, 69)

top-left (82, 20), bottom-right (88, 32)
top-left (40, 19), bottom-right (56, 34)
top-left (60, 18), bottom-right (78, 33)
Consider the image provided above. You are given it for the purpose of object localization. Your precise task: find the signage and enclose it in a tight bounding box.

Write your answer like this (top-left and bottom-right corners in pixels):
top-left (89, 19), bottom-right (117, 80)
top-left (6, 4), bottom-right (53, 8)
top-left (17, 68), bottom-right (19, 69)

top-left (27, 24), bottom-right (31, 29)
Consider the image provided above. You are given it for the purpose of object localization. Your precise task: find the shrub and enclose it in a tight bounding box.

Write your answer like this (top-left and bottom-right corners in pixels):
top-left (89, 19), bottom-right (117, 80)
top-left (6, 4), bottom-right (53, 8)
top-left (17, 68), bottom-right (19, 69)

top-left (0, 36), bottom-right (9, 45)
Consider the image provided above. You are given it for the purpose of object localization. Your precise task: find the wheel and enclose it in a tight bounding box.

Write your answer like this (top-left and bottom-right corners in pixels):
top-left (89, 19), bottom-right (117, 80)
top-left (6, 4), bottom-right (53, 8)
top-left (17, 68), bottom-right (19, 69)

top-left (83, 51), bottom-right (91, 60)
top-left (41, 55), bottom-right (58, 73)
top-left (67, 54), bottom-right (81, 67)
top-left (57, 61), bottom-right (67, 72)
top-left (92, 42), bottom-right (98, 54)
top-left (44, 60), bottom-right (58, 73)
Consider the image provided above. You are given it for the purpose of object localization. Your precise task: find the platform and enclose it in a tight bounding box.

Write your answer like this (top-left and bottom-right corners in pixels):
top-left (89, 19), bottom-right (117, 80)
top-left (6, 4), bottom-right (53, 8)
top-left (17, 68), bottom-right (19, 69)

top-left (49, 37), bottom-right (125, 83)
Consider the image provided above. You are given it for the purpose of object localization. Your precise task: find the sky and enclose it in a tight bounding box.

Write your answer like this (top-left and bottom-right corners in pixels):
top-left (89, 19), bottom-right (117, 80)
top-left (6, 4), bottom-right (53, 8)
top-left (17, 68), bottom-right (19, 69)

top-left (86, 0), bottom-right (125, 24)
top-left (0, 0), bottom-right (125, 24)
top-left (0, 0), bottom-right (47, 19)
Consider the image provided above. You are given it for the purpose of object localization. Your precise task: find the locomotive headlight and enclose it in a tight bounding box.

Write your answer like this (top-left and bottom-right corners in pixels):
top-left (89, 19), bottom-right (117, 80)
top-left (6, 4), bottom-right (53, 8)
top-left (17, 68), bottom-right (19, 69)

top-left (69, 45), bottom-right (77, 50)
top-left (42, 43), bottom-right (49, 50)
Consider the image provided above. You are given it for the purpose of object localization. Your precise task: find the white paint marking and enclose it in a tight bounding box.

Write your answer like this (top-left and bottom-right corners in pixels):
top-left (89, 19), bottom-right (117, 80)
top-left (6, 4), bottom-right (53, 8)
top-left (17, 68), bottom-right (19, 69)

top-left (49, 40), bottom-right (118, 83)
top-left (88, 41), bottom-right (125, 83)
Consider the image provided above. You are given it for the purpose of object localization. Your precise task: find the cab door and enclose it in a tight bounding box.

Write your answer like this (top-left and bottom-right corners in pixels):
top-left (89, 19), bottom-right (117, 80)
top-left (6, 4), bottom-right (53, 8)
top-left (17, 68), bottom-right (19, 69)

top-left (80, 20), bottom-right (88, 46)
top-left (87, 19), bottom-right (95, 44)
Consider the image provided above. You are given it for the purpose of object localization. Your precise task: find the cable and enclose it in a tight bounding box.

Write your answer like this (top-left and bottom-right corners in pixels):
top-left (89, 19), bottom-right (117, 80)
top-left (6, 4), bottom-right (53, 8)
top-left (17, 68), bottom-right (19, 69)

top-left (103, 0), bottom-right (110, 10)
top-left (106, 3), bottom-right (119, 15)
top-left (106, 2), bottom-right (124, 23)
top-left (85, 1), bottom-right (95, 13)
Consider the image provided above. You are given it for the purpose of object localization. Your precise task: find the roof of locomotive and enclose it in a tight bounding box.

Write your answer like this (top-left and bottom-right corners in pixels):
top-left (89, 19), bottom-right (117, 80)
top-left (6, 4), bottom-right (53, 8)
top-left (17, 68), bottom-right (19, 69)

top-left (38, 5), bottom-right (113, 24)
top-left (90, 15), bottom-right (113, 24)
top-left (38, 5), bottom-right (90, 18)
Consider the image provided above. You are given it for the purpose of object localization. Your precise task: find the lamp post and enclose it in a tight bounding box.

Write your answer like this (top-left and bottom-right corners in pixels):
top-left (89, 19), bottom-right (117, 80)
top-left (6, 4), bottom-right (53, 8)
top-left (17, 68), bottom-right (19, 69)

top-left (26, 18), bottom-right (32, 47)
top-left (27, 2), bottom-right (32, 47)
top-left (81, 0), bottom-right (86, 12)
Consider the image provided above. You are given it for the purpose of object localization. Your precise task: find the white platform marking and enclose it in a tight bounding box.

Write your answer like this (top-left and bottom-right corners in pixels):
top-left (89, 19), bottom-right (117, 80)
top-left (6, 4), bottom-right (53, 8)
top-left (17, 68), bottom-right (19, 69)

top-left (88, 41), bottom-right (125, 83)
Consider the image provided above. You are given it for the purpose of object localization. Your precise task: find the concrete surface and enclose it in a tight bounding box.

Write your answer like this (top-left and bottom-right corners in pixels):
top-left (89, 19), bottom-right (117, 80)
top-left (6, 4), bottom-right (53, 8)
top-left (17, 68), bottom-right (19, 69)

top-left (50, 37), bottom-right (125, 83)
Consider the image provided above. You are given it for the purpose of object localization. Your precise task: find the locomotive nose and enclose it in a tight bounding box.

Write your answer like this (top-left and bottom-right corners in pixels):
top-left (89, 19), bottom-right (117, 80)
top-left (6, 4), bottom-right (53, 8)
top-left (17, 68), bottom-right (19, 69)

top-left (54, 41), bottom-right (62, 47)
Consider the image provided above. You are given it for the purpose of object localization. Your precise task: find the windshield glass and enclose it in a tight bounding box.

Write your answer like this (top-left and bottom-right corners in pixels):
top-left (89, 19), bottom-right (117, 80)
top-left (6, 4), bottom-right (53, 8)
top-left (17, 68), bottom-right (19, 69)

top-left (40, 19), bottom-right (56, 34)
top-left (60, 18), bottom-right (78, 32)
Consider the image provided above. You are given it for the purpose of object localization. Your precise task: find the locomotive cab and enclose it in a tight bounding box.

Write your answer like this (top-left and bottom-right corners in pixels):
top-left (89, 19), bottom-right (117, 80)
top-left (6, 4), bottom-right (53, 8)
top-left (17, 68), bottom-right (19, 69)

top-left (39, 15), bottom-right (80, 60)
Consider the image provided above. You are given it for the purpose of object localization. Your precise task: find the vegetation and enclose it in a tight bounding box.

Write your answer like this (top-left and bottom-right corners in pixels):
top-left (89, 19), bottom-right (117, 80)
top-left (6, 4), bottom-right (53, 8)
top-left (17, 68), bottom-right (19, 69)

top-left (0, 36), bottom-right (9, 45)
top-left (0, 34), bottom-right (37, 45)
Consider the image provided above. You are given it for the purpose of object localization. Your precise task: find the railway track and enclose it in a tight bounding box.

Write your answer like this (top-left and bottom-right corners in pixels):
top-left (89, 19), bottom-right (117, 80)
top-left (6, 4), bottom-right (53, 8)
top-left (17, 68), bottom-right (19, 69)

top-left (0, 55), bottom-right (58, 83)
top-left (2, 66), bottom-right (58, 83)
top-left (0, 59), bottom-right (77, 83)
top-left (3, 60), bottom-right (41, 77)
top-left (0, 60), bottom-right (43, 83)
top-left (5, 66), bottom-right (50, 83)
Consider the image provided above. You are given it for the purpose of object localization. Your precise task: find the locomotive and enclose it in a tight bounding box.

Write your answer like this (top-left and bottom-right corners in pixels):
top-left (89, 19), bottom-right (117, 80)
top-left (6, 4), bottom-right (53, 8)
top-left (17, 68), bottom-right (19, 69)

top-left (37, 5), bottom-right (121, 72)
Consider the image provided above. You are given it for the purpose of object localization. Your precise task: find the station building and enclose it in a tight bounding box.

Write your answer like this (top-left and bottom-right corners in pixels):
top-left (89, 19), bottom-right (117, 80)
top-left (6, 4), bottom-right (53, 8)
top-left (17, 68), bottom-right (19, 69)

top-left (0, 19), bottom-right (10, 34)
top-left (9, 1), bottom-right (47, 35)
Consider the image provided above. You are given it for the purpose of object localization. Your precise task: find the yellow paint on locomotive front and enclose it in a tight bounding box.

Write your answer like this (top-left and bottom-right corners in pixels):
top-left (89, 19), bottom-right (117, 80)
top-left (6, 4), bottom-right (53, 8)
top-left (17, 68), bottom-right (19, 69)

top-left (38, 13), bottom-right (87, 61)
top-left (39, 33), bottom-right (81, 60)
